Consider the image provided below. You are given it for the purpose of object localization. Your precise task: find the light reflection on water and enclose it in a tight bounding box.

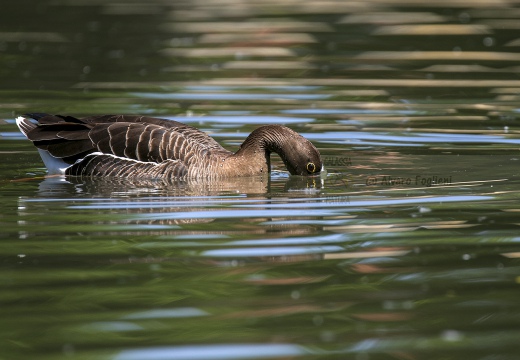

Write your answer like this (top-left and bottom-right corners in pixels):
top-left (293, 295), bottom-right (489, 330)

top-left (114, 344), bottom-right (307, 360)
top-left (164, 115), bottom-right (315, 124)
top-left (132, 92), bottom-right (331, 101)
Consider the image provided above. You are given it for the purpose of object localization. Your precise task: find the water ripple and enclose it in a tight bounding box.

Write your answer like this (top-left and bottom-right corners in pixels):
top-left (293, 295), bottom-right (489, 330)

top-left (310, 131), bottom-right (520, 145)
top-left (114, 344), bottom-right (307, 360)
top-left (132, 92), bottom-right (329, 101)
top-left (202, 245), bottom-right (344, 258)
top-left (135, 209), bottom-right (341, 221)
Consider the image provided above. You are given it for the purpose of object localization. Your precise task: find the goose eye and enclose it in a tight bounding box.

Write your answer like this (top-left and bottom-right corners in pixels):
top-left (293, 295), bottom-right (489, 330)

top-left (306, 162), bottom-right (316, 173)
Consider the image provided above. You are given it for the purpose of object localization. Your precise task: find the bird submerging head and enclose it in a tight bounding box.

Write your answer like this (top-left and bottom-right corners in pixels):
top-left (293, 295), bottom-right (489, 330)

top-left (16, 114), bottom-right (323, 179)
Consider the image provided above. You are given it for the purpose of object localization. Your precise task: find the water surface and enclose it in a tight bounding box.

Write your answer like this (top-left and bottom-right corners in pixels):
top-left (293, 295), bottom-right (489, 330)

top-left (1, 1), bottom-right (520, 359)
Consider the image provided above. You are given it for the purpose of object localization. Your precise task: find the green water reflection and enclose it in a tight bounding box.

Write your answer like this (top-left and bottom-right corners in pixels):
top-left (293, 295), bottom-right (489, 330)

top-left (2, 0), bottom-right (520, 359)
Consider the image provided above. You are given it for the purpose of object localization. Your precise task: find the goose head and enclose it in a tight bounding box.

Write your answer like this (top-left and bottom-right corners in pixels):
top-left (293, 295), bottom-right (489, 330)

top-left (278, 134), bottom-right (322, 176)
top-left (237, 125), bottom-right (323, 176)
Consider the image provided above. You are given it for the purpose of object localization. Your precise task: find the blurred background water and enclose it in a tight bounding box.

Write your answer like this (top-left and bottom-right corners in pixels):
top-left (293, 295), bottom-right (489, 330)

top-left (1, 1), bottom-right (520, 359)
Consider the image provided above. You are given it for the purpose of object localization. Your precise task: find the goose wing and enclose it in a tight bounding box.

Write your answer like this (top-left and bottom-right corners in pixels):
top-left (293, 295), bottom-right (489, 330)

top-left (21, 114), bottom-right (224, 165)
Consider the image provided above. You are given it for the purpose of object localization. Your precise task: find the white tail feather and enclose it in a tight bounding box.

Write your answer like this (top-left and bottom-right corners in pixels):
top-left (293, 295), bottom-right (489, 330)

top-left (16, 116), bottom-right (34, 137)
top-left (16, 116), bottom-right (68, 175)
top-left (37, 149), bottom-right (69, 175)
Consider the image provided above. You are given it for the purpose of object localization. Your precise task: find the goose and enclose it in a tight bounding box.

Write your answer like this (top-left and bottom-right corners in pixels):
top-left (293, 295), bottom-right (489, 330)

top-left (16, 113), bottom-right (323, 179)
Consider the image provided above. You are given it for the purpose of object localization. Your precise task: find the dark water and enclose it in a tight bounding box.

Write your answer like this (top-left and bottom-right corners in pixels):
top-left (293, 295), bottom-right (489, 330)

top-left (2, 1), bottom-right (520, 359)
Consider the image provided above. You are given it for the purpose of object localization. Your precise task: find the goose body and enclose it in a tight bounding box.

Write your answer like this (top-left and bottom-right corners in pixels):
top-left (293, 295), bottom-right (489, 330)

top-left (16, 114), bottom-right (322, 179)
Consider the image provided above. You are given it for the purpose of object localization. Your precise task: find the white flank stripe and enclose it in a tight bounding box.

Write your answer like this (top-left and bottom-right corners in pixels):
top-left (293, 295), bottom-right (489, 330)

top-left (78, 152), bottom-right (158, 165)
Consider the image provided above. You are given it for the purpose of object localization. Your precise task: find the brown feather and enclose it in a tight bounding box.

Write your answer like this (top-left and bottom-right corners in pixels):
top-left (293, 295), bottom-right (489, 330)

top-left (42, 140), bottom-right (94, 158)
top-left (123, 125), bottom-right (147, 159)
top-left (38, 115), bottom-right (69, 125)
top-left (147, 128), bottom-right (164, 162)
top-left (56, 130), bottom-right (90, 141)
top-left (25, 123), bottom-right (87, 141)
